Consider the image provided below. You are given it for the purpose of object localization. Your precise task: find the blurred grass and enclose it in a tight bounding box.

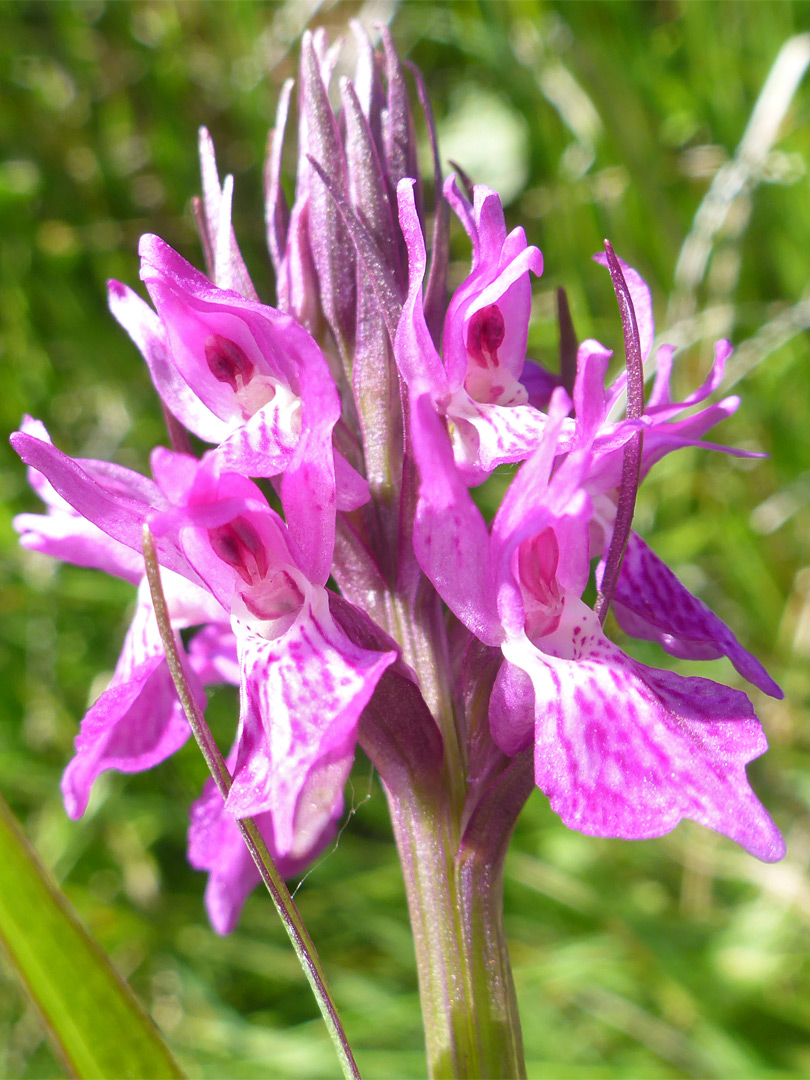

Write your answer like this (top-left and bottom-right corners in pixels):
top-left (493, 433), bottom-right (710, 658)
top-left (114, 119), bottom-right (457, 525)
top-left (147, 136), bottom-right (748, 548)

top-left (1, 1), bottom-right (809, 1076)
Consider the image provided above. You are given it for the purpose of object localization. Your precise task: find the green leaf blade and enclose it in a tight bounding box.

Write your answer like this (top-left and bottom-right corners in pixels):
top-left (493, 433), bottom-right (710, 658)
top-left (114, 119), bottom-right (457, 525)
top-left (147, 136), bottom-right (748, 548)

top-left (0, 793), bottom-right (184, 1079)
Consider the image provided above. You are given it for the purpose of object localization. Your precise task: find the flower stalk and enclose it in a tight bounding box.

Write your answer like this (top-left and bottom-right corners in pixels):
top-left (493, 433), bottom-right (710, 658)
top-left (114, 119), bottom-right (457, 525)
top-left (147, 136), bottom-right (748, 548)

top-left (142, 525), bottom-right (361, 1080)
top-left (386, 758), bottom-right (530, 1079)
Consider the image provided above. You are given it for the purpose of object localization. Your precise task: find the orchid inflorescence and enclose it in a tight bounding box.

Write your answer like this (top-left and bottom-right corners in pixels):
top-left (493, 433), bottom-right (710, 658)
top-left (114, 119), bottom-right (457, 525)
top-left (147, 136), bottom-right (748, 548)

top-left (11, 20), bottom-right (784, 963)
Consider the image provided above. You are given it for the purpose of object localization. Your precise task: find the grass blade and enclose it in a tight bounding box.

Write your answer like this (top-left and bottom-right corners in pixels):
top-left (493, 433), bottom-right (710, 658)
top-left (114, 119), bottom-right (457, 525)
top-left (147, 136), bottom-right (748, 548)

top-left (0, 792), bottom-right (184, 1079)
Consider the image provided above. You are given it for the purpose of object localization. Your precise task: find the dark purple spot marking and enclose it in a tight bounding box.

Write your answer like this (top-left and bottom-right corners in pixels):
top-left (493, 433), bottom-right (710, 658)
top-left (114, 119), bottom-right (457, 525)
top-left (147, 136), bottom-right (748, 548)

top-left (467, 304), bottom-right (505, 369)
top-left (209, 516), bottom-right (267, 585)
top-left (205, 334), bottom-right (255, 392)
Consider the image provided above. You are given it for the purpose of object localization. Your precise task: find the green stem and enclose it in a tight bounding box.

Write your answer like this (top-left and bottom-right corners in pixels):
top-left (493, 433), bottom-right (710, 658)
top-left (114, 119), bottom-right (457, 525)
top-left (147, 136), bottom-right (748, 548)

top-left (141, 526), bottom-right (361, 1080)
top-left (385, 758), bottom-right (530, 1079)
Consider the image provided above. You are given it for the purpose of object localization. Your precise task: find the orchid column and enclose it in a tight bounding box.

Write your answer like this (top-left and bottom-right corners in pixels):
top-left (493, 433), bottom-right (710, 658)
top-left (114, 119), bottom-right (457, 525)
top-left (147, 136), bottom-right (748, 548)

top-left (12, 22), bottom-right (784, 1080)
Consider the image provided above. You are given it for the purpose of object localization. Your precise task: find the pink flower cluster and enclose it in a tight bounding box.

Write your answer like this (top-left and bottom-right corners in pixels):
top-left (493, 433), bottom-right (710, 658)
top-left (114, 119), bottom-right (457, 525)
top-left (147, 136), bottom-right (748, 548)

top-left (12, 25), bottom-right (784, 933)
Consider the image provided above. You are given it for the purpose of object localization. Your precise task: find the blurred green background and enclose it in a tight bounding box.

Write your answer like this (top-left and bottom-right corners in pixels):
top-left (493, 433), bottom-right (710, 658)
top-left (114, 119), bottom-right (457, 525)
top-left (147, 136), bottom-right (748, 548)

top-left (1, 1), bottom-right (809, 1076)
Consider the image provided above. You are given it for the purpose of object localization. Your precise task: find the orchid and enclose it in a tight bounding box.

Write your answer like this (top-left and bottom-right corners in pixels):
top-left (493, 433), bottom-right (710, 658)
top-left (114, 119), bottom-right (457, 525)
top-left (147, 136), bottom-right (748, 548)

top-left (10, 21), bottom-right (786, 1080)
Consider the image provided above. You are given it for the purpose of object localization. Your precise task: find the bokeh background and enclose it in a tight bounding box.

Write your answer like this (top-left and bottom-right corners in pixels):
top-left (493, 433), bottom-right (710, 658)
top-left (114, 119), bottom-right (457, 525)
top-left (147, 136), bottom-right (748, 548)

top-left (2, 1), bottom-right (809, 1076)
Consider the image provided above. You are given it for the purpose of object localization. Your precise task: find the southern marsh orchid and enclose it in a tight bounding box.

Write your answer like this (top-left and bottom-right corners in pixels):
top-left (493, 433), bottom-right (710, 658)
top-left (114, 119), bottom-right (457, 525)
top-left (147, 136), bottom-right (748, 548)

top-left (11, 21), bottom-right (786, 1080)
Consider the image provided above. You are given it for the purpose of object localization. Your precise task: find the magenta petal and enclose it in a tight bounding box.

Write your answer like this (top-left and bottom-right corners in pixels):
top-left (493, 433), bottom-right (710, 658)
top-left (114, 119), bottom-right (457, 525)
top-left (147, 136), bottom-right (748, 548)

top-left (410, 390), bottom-right (502, 645)
top-left (14, 508), bottom-right (144, 584)
top-left (189, 775), bottom-right (262, 934)
top-left (611, 532), bottom-right (782, 697)
top-left (187, 623), bottom-right (240, 686)
top-left (333, 451), bottom-right (370, 511)
top-left (489, 660), bottom-right (535, 756)
top-left (443, 185), bottom-right (543, 395)
top-left (107, 280), bottom-right (227, 443)
top-left (13, 420), bottom-right (149, 584)
top-left (394, 179), bottom-right (449, 393)
top-left (446, 397), bottom-right (549, 480)
top-left (213, 397), bottom-right (299, 477)
top-left (188, 751), bottom-right (339, 934)
top-left (11, 430), bottom-right (198, 584)
top-left (61, 651), bottom-right (197, 819)
top-left (504, 605), bottom-right (785, 862)
top-left (226, 591), bottom-right (396, 855)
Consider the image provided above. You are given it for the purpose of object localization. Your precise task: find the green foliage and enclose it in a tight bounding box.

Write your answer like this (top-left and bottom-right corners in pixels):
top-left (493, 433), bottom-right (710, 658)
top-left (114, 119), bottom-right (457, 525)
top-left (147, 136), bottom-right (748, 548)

top-left (0, 793), bottom-right (183, 1078)
top-left (1, 1), bottom-right (808, 1077)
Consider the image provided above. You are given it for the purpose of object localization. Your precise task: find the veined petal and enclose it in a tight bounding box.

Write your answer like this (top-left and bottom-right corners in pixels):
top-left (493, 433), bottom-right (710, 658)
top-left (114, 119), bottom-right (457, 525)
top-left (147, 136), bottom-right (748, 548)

top-left (61, 635), bottom-right (199, 820)
top-left (410, 390), bottom-right (502, 645)
top-left (446, 392), bottom-right (549, 479)
top-left (213, 392), bottom-right (300, 477)
top-left (188, 746), bottom-right (339, 935)
top-left (225, 588), bottom-right (396, 855)
top-left (10, 429), bottom-right (197, 584)
top-left (503, 602), bottom-right (785, 862)
top-left (108, 280), bottom-right (229, 443)
top-left (611, 532), bottom-right (782, 697)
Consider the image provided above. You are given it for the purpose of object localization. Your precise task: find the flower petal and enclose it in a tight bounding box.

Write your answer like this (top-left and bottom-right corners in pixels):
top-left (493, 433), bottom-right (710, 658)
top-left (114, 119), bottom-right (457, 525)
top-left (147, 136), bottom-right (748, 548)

top-left (226, 589), bottom-right (395, 855)
top-left (610, 532), bottom-right (782, 697)
top-left (108, 280), bottom-right (229, 443)
top-left (409, 390), bottom-right (502, 645)
top-left (61, 645), bottom-right (198, 820)
top-left (503, 603), bottom-right (785, 862)
top-left (188, 748), bottom-right (339, 934)
top-left (10, 429), bottom-right (197, 583)
top-left (446, 394), bottom-right (549, 480)
top-left (14, 419), bottom-right (144, 583)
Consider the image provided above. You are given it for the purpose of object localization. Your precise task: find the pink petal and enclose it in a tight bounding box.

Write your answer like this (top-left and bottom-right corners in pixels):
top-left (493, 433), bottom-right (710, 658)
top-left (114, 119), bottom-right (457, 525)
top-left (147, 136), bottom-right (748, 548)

top-left (446, 395), bottom-right (549, 480)
top-left (10, 430), bottom-right (196, 583)
top-left (504, 603), bottom-right (785, 862)
top-left (226, 589), bottom-right (396, 855)
top-left (333, 451), bottom-right (370, 511)
top-left (107, 280), bottom-right (228, 443)
top-left (188, 747), bottom-right (339, 935)
top-left (61, 643), bottom-right (199, 819)
top-left (187, 623), bottom-right (240, 686)
top-left (213, 397), bottom-right (299, 477)
top-left (489, 659), bottom-right (535, 756)
top-left (409, 390), bottom-right (502, 645)
top-left (611, 532), bottom-right (781, 697)
top-left (394, 179), bottom-right (449, 393)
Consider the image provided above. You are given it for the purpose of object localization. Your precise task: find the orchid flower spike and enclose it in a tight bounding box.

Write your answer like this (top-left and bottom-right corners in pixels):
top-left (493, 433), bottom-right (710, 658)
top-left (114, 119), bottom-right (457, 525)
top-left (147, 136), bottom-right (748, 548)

top-left (10, 25), bottom-right (785, 959)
